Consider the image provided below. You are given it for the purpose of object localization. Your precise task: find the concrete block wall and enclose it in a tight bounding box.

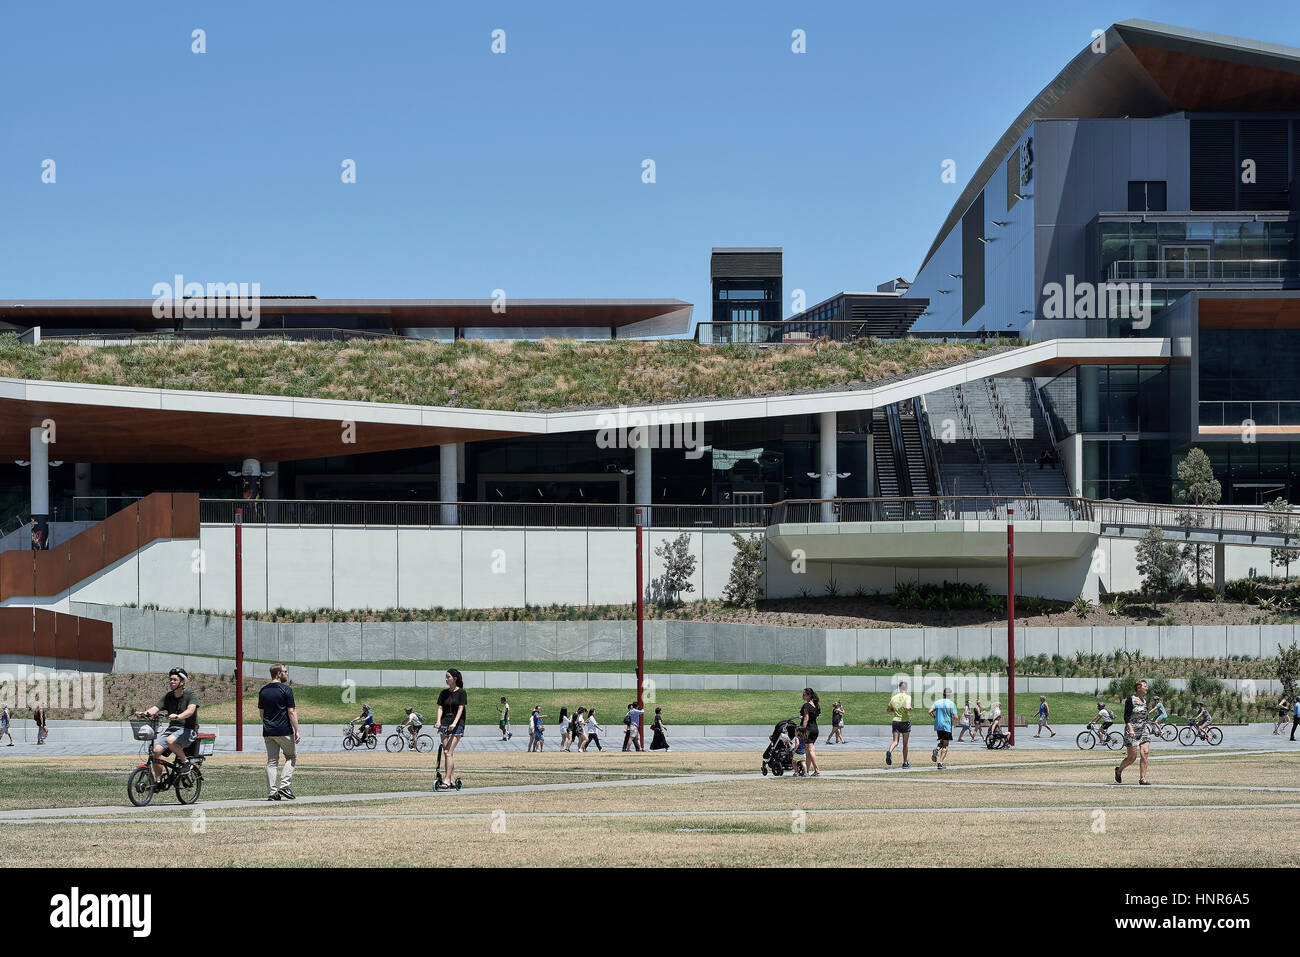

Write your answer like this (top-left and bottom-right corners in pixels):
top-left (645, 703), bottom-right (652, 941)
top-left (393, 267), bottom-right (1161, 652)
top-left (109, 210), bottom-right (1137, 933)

top-left (76, 603), bottom-right (1293, 676)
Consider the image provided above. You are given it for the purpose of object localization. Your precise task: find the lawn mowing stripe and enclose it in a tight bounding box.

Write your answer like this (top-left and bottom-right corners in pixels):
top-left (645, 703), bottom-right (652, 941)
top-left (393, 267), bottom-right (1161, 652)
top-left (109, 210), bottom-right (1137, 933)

top-left (4, 803), bottom-right (1300, 825)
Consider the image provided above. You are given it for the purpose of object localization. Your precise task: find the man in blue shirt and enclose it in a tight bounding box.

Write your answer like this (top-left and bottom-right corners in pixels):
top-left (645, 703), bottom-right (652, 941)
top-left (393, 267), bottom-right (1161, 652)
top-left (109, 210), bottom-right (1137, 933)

top-left (1291, 697), bottom-right (1300, 742)
top-left (258, 663), bottom-right (299, 801)
top-left (929, 687), bottom-right (957, 769)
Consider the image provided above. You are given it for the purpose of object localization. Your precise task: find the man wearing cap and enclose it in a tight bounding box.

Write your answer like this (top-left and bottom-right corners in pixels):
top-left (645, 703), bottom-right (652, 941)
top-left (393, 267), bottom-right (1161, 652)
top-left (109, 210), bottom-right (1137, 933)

top-left (139, 667), bottom-right (200, 782)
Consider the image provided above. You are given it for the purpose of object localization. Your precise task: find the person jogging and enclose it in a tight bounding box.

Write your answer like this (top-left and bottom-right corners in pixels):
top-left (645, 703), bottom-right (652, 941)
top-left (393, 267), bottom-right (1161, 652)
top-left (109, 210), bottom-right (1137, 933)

top-left (929, 687), bottom-right (957, 769)
top-left (498, 697), bottom-right (512, 741)
top-left (1275, 695), bottom-right (1291, 735)
top-left (1034, 696), bottom-right (1055, 737)
top-left (0, 704), bottom-right (12, 746)
top-left (434, 669), bottom-right (466, 790)
top-left (886, 680), bottom-right (912, 767)
top-left (1115, 678), bottom-right (1152, 785)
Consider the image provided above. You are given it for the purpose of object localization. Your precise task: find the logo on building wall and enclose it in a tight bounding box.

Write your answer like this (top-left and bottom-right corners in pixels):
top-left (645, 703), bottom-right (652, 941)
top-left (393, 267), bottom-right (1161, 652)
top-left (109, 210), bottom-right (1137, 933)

top-left (1019, 136), bottom-right (1034, 189)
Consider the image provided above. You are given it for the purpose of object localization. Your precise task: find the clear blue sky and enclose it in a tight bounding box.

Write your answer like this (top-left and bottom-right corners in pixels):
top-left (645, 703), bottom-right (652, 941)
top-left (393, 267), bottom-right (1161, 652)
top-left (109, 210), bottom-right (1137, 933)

top-left (4, 0), bottom-right (1300, 317)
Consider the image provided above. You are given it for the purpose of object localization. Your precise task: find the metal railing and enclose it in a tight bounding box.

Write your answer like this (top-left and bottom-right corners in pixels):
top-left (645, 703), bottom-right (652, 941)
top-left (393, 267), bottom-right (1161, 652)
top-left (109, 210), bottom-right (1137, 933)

top-left (1197, 400), bottom-right (1300, 428)
top-left (693, 322), bottom-right (1024, 346)
top-left (1108, 259), bottom-right (1300, 282)
top-left (987, 379), bottom-right (1034, 511)
top-left (198, 499), bottom-right (773, 529)
top-left (952, 383), bottom-right (993, 495)
top-left (40, 328), bottom-right (413, 345)
top-left (772, 496), bottom-right (1091, 524)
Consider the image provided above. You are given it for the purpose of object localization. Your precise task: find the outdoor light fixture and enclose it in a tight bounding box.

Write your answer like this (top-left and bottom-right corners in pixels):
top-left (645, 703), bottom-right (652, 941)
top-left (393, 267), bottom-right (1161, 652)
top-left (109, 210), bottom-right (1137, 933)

top-left (618, 468), bottom-right (635, 476)
top-left (1013, 192), bottom-right (1029, 201)
top-left (992, 220), bottom-right (1009, 227)
top-left (948, 273), bottom-right (962, 279)
top-left (1019, 309), bottom-right (1032, 315)
top-left (937, 289), bottom-right (952, 295)
top-left (978, 236), bottom-right (993, 244)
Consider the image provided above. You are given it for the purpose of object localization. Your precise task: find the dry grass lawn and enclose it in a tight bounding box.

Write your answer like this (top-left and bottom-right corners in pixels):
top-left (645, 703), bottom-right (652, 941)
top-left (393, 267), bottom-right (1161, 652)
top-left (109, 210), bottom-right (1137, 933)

top-left (1, 749), bottom-right (1296, 866)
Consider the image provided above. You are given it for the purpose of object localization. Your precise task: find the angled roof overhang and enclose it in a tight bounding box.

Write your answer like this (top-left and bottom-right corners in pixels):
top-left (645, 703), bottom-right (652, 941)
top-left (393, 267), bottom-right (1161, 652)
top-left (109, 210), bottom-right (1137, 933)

top-left (919, 19), bottom-right (1300, 271)
top-left (0, 338), bottom-right (1168, 462)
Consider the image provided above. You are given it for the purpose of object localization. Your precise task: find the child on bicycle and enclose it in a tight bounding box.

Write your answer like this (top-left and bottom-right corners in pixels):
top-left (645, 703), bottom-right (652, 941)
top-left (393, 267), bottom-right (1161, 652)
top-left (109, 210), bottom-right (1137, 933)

top-left (399, 707), bottom-right (424, 746)
top-left (1091, 702), bottom-right (1115, 740)
top-left (1149, 695), bottom-right (1168, 731)
top-left (1190, 701), bottom-right (1212, 739)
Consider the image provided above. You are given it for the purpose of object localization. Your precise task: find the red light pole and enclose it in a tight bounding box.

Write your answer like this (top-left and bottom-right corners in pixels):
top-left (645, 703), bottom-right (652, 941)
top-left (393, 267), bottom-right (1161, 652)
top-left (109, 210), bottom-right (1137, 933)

top-left (635, 507), bottom-right (645, 750)
top-left (1006, 505), bottom-right (1016, 748)
top-left (235, 507), bottom-right (244, 753)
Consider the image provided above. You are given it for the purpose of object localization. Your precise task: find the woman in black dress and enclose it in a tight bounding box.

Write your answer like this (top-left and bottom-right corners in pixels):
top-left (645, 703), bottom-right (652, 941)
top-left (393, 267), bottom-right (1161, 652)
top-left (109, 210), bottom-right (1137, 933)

top-left (799, 688), bottom-right (821, 776)
top-left (435, 668), bottom-right (467, 790)
top-left (649, 707), bottom-right (670, 751)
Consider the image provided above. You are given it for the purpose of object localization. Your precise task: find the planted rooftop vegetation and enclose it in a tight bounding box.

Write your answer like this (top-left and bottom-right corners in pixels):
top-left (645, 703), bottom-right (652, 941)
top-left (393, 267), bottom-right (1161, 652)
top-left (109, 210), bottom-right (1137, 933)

top-left (0, 334), bottom-right (1009, 411)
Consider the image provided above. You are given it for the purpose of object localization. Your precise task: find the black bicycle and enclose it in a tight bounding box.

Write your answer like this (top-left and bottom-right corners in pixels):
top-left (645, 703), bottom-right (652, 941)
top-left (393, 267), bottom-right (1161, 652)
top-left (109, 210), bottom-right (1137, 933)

top-left (127, 716), bottom-right (212, 806)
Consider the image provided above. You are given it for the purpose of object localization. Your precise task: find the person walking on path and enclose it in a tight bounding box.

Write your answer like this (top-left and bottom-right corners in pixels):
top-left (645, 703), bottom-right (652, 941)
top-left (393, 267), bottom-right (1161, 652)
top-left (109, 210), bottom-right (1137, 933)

top-left (929, 687), bottom-right (957, 769)
top-left (435, 669), bottom-right (467, 790)
top-left (582, 709), bottom-right (604, 752)
top-left (649, 707), bottom-right (670, 751)
top-left (622, 702), bottom-right (644, 752)
top-left (956, 702), bottom-right (972, 741)
top-left (1275, 695), bottom-right (1290, 735)
top-left (826, 701), bottom-right (846, 744)
top-left (1291, 698), bottom-right (1300, 742)
top-left (886, 681), bottom-right (912, 767)
top-left (1034, 696), bottom-right (1056, 737)
top-left (557, 707), bottom-right (571, 750)
top-left (258, 663), bottom-right (299, 801)
top-left (1116, 678), bottom-right (1152, 785)
top-left (970, 701), bottom-right (985, 742)
top-left (498, 697), bottom-right (512, 742)
top-left (32, 704), bottom-right (47, 745)
top-left (568, 708), bottom-right (586, 751)
top-left (0, 704), bottom-right (12, 746)
top-left (799, 688), bottom-right (821, 776)
top-left (529, 706), bottom-right (546, 752)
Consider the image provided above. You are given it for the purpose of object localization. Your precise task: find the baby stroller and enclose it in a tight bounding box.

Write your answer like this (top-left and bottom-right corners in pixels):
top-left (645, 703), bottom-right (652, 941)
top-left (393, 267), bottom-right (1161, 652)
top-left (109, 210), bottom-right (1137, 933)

top-left (760, 719), bottom-right (803, 776)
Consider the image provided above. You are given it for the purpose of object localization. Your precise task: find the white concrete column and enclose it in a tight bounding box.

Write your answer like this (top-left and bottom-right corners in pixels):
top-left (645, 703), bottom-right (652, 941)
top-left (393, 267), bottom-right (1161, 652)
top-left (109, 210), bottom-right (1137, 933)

top-left (635, 442), bottom-right (652, 527)
top-left (30, 427), bottom-right (49, 549)
top-left (865, 432), bottom-right (877, 498)
top-left (819, 411), bottom-right (837, 523)
top-left (439, 443), bottom-right (458, 526)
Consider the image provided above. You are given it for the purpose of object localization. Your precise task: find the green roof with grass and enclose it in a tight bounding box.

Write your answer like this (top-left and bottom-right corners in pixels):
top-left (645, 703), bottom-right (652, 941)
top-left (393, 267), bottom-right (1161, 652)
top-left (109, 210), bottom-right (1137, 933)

top-left (0, 335), bottom-right (1012, 411)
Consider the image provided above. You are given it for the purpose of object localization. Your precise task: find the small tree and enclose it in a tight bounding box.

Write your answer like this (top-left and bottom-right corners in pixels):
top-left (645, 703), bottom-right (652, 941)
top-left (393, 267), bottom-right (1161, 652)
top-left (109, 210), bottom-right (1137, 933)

top-left (1277, 641), bottom-right (1300, 710)
top-left (722, 532), bottom-right (765, 608)
top-left (1268, 497), bottom-right (1299, 581)
top-left (1176, 447), bottom-right (1221, 588)
top-left (1135, 526), bottom-right (1181, 611)
top-left (653, 532), bottom-right (697, 606)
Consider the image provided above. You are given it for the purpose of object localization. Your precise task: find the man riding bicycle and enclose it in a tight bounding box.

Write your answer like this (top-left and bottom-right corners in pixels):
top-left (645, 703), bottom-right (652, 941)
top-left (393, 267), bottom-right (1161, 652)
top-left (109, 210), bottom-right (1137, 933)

top-left (1190, 700), bottom-right (1213, 740)
top-left (137, 668), bottom-right (200, 781)
top-left (1091, 702), bottom-right (1115, 741)
top-left (348, 704), bottom-right (375, 746)
top-left (399, 706), bottom-right (424, 746)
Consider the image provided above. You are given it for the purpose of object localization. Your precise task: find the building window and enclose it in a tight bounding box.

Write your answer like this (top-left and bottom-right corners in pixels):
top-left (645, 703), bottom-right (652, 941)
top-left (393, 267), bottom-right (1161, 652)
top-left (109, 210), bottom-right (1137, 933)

top-left (1127, 181), bottom-right (1167, 212)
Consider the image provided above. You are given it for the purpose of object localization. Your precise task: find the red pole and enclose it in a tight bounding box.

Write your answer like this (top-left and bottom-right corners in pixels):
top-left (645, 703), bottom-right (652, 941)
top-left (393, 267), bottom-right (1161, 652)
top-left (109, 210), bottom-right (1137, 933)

top-left (1007, 505), bottom-right (1015, 748)
top-left (635, 508), bottom-right (645, 750)
top-left (235, 507), bottom-right (244, 753)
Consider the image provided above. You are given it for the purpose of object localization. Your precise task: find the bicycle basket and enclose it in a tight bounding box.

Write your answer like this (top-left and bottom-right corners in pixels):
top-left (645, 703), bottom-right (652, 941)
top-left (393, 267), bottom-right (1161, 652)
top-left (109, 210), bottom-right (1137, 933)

top-left (130, 719), bottom-right (159, 741)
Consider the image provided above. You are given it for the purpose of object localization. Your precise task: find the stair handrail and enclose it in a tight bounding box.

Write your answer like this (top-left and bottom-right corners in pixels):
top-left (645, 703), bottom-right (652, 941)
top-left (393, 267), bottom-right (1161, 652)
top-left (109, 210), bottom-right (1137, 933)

top-left (988, 379), bottom-right (1035, 510)
top-left (884, 402), bottom-right (913, 498)
top-left (1032, 380), bottom-right (1069, 486)
top-left (953, 384), bottom-right (993, 495)
top-left (915, 396), bottom-right (944, 499)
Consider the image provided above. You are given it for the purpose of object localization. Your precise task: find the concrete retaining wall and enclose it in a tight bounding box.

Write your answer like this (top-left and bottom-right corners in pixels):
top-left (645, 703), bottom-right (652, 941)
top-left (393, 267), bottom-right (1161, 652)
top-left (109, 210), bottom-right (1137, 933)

top-left (77, 603), bottom-right (1294, 668)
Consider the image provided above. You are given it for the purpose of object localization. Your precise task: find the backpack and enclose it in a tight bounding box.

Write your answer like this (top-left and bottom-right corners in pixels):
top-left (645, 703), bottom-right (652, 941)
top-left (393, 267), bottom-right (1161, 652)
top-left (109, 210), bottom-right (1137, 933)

top-left (410, 712), bottom-right (423, 725)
